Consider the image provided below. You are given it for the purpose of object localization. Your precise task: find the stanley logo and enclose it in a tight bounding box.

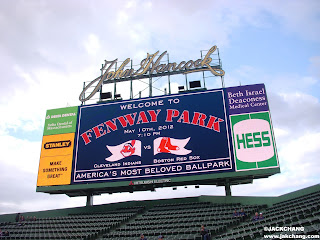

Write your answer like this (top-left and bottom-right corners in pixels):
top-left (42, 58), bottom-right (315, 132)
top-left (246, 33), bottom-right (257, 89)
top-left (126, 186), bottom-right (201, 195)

top-left (44, 140), bottom-right (72, 149)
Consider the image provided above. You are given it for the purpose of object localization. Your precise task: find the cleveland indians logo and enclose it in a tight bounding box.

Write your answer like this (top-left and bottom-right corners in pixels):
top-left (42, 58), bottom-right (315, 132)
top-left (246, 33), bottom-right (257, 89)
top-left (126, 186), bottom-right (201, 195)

top-left (105, 140), bottom-right (142, 162)
top-left (120, 140), bottom-right (136, 157)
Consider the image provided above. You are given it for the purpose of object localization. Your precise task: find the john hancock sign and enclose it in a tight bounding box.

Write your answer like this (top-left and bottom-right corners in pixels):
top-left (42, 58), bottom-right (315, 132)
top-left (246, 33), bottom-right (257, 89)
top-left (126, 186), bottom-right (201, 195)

top-left (79, 46), bottom-right (225, 102)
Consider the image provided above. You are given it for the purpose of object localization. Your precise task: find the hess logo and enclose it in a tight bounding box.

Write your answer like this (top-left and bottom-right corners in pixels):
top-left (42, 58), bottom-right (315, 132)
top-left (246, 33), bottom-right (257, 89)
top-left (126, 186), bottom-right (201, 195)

top-left (233, 119), bottom-right (274, 162)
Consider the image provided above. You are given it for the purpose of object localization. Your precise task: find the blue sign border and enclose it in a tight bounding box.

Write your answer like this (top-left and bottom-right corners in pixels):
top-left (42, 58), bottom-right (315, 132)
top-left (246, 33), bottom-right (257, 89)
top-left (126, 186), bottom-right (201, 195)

top-left (72, 89), bottom-right (234, 183)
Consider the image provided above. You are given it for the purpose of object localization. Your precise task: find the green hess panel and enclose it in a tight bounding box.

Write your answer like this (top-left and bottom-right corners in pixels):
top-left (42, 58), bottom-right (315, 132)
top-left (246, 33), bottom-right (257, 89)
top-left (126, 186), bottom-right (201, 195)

top-left (230, 112), bottom-right (279, 171)
top-left (43, 106), bottom-right (79, 136)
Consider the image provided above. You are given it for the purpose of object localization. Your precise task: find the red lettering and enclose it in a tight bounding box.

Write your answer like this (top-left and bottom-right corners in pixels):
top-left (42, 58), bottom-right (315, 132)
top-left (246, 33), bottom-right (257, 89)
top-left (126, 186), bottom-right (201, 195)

top-left (81, 129), bottom-right (93, 145)
top-left (92, 123), bottom-right (106, 138)
top-left (147, 109), bottom-right (161, 122)
top-left (104, 119), bottom-right (118, 133)
top-left (206, 116), bottom-right (224, 132)
top-left (191, 112), bottom-right (207, 126)
top-left (166, 109), bottom-right (180, 122)
top-left (117, 113), bottom-right (137, 127)
top-left (136, 111), bottom-right (149, 124)
top-left (177, 110), bottom-right (190, 123)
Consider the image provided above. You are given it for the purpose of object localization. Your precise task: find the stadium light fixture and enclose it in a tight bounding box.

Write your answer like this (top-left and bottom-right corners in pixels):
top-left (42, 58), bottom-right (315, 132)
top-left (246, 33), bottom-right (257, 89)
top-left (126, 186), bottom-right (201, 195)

top-left (100, 91), bottom-right (112, 100)
top-left (114, 93), bottom-right (122, 100)
top-left (189, 80), bottom-right (201, 89)
top-left (178, 86), bottom-right (185, 93)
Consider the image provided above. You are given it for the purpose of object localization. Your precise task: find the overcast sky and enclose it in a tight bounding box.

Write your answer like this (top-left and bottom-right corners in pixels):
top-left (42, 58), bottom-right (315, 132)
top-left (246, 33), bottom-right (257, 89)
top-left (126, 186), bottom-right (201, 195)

top-left (0, 0), bottom-right (319, 215)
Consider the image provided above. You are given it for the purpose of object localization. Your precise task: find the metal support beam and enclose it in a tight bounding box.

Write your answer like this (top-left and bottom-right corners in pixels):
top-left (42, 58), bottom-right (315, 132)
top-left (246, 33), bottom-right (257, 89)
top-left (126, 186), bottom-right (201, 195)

top-left (130, 60), bottom-right (133, 99)
top-left (217, 48), bottom-right (225, 88)
top-left (114, 62), bottom-right (117, 99)
top-left (185, 74), bottom-right (188, 91)
top-left (149, 77), bottom-right (152, 97)
top-left (99, 64), bottom-right (104, 102)
top-left (81, 82), bottom-right (86, 105)
top-left (201, 50), bottom-right (206, 89)
top-left (167, 53), bottom-right (171, 95)
top-left (225, 181), bottom-right (232, 197)
top-left (86, 194), bottom-right (93, 207)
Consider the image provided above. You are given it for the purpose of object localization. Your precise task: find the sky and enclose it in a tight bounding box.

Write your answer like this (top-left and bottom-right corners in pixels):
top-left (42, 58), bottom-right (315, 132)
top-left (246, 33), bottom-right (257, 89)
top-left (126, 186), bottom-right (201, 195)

top-left (0, 0), bottom-right (319, 215)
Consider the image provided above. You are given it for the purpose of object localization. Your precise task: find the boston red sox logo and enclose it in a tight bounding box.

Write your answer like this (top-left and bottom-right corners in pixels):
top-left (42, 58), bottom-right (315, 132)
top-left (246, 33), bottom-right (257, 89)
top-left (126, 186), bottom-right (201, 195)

top-left (157, 137), bottom-right (180, 153)
top-left (154, 137), bottom-right (192, 155)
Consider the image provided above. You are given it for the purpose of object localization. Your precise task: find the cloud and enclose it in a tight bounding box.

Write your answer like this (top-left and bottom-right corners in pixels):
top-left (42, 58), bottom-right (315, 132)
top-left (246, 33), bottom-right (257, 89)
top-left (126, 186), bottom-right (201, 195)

top-left (0, 66), bottom-right (88, 135)
top-left (309, 56), bottom-right (320, 80)
top-left (83, 34), bottom-right (101, 56)
top-left (0, 135), bottom-right (40, 174)
top-left (263, 0), bottom-right (320, 42)
top-left (269, 92), bottom-right (320, 136)
top-left (218, 0), bottom-right (320, 42)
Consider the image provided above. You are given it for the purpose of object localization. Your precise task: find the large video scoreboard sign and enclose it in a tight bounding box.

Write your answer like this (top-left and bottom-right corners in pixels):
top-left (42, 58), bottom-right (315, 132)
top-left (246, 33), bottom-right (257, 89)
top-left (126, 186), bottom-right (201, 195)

top-left (74, 88), bottom-right (231, 183)
top-left (37, 83), bottom-right (279, 188)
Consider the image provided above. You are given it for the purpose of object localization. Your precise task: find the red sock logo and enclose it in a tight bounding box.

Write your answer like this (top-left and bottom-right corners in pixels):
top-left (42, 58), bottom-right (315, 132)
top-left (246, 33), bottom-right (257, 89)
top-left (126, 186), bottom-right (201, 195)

top-left (157, 137), bottom-right (180, 153)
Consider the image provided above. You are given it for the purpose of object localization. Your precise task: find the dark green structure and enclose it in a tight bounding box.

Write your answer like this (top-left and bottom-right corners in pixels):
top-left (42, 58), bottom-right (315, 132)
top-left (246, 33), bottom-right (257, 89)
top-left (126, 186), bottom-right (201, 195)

top-left (1, 184), bottom-right (319, 240)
